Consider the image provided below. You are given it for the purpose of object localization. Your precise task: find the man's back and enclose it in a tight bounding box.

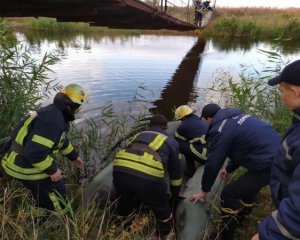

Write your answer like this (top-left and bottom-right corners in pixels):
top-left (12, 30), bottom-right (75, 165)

top-left (206, 108), bottom-right (281, 172)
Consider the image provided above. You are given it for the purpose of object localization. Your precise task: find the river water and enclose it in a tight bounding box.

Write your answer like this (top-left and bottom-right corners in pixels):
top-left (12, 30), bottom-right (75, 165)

top-left (17, 31), bottom-right (300, 120)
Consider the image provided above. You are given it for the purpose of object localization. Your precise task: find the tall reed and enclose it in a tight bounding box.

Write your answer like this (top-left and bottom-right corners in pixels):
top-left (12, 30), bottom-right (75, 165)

top-left (0, 19), bottom-right (60, 143)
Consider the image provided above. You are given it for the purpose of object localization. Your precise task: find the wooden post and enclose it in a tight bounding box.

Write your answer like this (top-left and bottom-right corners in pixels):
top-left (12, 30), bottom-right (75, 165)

top-left (164, 0), bottom-right (167, 12)
top-left (187, 0), bottom-right (190, 22)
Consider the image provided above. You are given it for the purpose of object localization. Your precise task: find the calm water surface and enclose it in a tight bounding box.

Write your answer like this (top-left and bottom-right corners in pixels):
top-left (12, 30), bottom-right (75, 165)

top-left (17, 31), bottom-right (300, 119)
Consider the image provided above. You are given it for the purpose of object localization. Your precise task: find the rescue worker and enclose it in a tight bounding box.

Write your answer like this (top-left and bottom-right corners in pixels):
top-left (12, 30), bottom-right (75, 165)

top-left (194, 0), bottom-right (213, 26)
top-left (189, 103), bottom-right (281, 240)
top-left (252, 60), bottom-right (300, 240)
top-left (1, 83), bottom-right (87, 213)
top-left (174, 105), bottom-right (208, 178)
top-left (113, 114), bottom-right (182, 237)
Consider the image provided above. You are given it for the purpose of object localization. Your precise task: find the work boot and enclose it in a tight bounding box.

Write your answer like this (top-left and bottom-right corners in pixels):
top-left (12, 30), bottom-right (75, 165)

top-left (157, 218), bottom-right (174, 239)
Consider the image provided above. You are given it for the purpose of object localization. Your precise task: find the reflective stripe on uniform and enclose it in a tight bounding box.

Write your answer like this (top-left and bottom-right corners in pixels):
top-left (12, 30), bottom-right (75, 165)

top-left (114, 159), bottom-right (164, 178)
top-left (116, 150), bottom-right (163, 169)
top-left (282, 139), bottom-right (292, 160)
top-left (32, 155), bottom-right (54, 171)
top-left (221, 207), bottom-right (238, 215)
top-left (190, 144), bottom-right (207, 160)
top-left (15, 117), bottom-right (35, 145)
top-left (5, 151), bottom-right (42, 174)
top-left (49, 192), bottom-right (63, 212)
top-left (129, 131), bottom-right (168, 151)
top-left (189, 135), bottom-right (206, 144)
top-left (240, 200), bottom-right (254, 208)
top-left (56, 132), bottom-right (66, 150)
top-left (149, 134), bottom-right (167, 151)
top-left (2, 151), bottom-right (49, 180)
top-left (218, 119), bottom-right (228, 133)
top-left (175, 131), bottom-right (187, 141)
top-left (170, 178), bottom-right (182, 186)
top-left (271, 210), bottom-right (300, 240)
top-left (2, 160), bottom-right (48, 180)
top-left (60, 143), bottom-right (74, 155)
top-left (158, 213), bottom-right (173, 222)
top-left (114, 150), bottom-right (164, 178)
top-left (32, 134), bottom-right (54, 148)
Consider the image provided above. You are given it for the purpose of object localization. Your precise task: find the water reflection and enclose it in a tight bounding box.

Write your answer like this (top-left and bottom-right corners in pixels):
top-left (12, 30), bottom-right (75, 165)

top-left (21, 30), bottom-right (141, 52)
top-left (14, 30), bottom-right (300, 120)
top-left (211, 37), bottom-right (258, 52)
top-left (151, 38), bottom-right (206, 120)
top-left (211, 37), bottom-right (300, 54)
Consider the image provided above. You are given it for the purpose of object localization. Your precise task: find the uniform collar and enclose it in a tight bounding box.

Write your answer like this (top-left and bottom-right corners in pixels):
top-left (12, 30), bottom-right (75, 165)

top-left (147, 126), bottom-right (167, 134)
top-left (53, 100), bottom-right (75, 122)
top-left (292, 108), bottom-right (300, 124)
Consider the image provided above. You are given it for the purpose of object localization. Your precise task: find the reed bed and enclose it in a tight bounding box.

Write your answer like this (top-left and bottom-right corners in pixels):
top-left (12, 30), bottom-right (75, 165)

top-left (205, 7), bottom-right (300, 40)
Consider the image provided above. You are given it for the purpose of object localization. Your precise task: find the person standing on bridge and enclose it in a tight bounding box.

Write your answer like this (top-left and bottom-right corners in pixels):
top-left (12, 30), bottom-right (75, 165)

top-left (194, 0), bottom-right (213, 27)
top-left (1, 84), bottom-right (87, 214)
top-left (174, 105), bottom-right (208, 178)
top-left (189, 103), bottom-right (281, 240)
top-left (252, 60), bottom-right (300, 240)
top-left (113, 114), bottom-right (182, 238)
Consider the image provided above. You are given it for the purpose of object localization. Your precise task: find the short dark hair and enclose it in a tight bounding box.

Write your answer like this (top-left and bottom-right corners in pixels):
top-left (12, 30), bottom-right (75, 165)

top-left (201, 103), bottom-right (221, 119)
top-left (268, 60), bottom-right (300, 86)
top-left (149, 114), bottom-right (168, 129)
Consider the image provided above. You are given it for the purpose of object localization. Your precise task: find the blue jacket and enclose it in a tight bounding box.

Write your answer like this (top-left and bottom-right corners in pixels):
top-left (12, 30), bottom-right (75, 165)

top-left (201, 108), bottom-right (281, 193)
top-left (195, 1), bottom-right (213, 11)
top-left (113, 126), bottom-right (182, 196)
top-left (175, 114), bottom-right (208, 142)
top-left (259, 110), bottom-right (300, 240)
top-left (175, 114), bottom-right (208, 158)
top-left (1, 100), bottom-right (78, 180)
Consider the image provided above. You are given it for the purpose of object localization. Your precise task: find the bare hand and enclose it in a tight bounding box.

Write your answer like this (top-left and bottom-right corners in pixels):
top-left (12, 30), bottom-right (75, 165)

top-left (50, 169), bottom-right (62, 182)
top-left (251, 234), bottom-right (259, 240)
top-left (219, 168), bottom-right (228, 179)
top-left (73, 157), bottom-right (84, 170)
top-left (189, 191), bottom-right (207, 204)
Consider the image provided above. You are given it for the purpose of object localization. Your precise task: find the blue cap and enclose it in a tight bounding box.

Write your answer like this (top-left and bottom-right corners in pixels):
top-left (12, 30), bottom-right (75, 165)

top-left (201, 103), bottom-right (221, 118)
top-left (268, 60), bottom-right (300, 86)
top-left (149, 114), bottom-right (168, 129)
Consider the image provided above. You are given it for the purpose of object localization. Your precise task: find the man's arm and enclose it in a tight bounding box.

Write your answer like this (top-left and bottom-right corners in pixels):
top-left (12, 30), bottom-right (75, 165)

top-left (23, 117), bottom-right (61, 175)
top-left (201, 132), bottom-right (232, 193)
top-left (167, 139), bottom-right (183, 196)
top-left (258, 148), bottom-right (300, 239)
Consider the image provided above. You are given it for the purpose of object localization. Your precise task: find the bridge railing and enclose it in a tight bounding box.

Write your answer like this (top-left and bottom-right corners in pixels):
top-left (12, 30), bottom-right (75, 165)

top-left (141, 0), bottom-right (216, 25)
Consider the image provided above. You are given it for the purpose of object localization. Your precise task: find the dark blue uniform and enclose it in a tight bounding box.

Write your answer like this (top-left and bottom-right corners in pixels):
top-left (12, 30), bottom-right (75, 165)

top-left (2, 100), bottom-right (78, 211)
top-left (195, 0), bottom-right (213, 23)
top-left (201, 108), bottom-right (281, 240)
top-left (113, 126), bottom-right (182, 236)
top-left (175, 113), bottom-right (208, 176)
top-left (259, 109), bottom-right (300, 240)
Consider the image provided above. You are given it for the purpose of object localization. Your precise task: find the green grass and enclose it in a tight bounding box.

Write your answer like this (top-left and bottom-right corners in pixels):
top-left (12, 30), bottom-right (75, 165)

top-left (0, 179), bottom-right (159, 239)
top-left (204, 7), bottom-right (300, 40)
top-left (5, 17), bottom-right (141, 35)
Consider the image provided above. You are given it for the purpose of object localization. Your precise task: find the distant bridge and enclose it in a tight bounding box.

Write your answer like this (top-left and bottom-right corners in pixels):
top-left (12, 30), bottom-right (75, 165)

top-left (0, 0), bottom-right (202, 31)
